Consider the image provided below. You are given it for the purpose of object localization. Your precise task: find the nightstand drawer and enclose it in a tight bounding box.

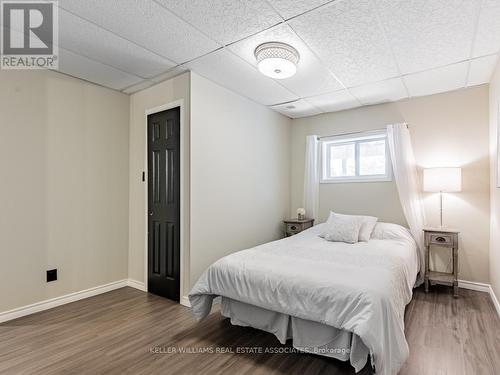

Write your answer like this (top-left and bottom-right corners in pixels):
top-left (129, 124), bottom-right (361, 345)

top-left (286, 223), bottom-right (301, 232)
top-left (284, 218), bottom-right (314, 237)
top-left (429, 233), bottom-right (453, 246)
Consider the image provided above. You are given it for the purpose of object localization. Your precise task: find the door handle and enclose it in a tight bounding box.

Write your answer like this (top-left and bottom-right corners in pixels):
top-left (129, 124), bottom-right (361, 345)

top-left (149, 212), bottom-right (153, 216)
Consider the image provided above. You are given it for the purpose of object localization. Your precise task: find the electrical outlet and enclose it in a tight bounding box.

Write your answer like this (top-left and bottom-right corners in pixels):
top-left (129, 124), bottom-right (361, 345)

top-left (46, 269), bottom-right (57, 282)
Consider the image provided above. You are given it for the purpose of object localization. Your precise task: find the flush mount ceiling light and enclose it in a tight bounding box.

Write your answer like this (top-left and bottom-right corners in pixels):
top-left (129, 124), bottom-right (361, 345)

top-left (254, 42), bottom-right (300, 79)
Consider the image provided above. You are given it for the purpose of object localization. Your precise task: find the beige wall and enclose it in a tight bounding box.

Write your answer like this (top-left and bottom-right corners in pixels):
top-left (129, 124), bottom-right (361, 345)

top-left (489, 63), bottom-right (500, 298)
top-left (0, 70), bottom-right (129, 312)
top-left (189, 73), bottom-right (291, 289)
top-left (291, 86), bottom-right (490, 283)
top-left (128, 72), bottom-right (191, 296)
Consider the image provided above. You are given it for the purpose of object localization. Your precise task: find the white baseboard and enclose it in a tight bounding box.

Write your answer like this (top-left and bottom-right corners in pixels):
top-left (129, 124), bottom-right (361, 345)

top-left (3, 279), bottom-right (497, 324)
top-left (458, 279), bottom-right (499, 318)
top-left (0, 279), bottom-right (128, 324)
top-left (458, 279), bottom-right (490, 293)
top-left (180, 296), bottom-right (191, 307)
top-left (489, 286), bottom-right (500, 318)
top-left (126, 279), bottom-right (147, 292)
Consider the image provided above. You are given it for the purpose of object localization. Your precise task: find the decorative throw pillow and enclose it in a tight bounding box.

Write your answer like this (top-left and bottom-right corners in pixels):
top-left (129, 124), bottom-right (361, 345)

top-left (320, 213), bottom-right (362, 244)
top-left (323, 212), bottom-right (378, 242)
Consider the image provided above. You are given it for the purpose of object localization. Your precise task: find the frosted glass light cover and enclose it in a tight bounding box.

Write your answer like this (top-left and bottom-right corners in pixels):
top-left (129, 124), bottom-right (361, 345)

top-left (423, 167), bottom-right (462, 192)
top-left (255, 42), bottom-right (299, 79)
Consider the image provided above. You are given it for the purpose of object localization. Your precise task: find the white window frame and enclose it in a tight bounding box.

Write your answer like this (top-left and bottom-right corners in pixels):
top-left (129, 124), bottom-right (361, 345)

top-left (320, 129), bottom-right (392, 184)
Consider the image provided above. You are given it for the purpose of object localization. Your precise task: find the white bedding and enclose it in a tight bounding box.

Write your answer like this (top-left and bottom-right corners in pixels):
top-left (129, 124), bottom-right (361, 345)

top-left (189, 223), bottom-right (419, 375)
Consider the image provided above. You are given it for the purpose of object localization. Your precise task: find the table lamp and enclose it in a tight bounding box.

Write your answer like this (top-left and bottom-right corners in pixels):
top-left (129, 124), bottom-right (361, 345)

top-left (423, 167), bottom-right (462, 228)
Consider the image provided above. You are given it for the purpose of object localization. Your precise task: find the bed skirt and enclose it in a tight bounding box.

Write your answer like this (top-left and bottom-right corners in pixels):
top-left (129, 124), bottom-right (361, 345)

top-left (220, 297), bottom-right (371, 373)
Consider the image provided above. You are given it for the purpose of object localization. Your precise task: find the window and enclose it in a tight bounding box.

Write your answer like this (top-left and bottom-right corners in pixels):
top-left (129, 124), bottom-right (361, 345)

top-left (320, 130), bottom-right (392, 183)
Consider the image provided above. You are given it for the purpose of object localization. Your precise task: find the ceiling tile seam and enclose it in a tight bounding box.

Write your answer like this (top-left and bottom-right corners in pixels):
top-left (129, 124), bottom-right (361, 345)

top-left (465, 0), bottom-right (484, 86)
top-left (120, 79), bottom-right (156, 93)
top-left (395, 54), bottom-right (497, 80)
top-left (151, 0), bottom-right (224, 49)
top-left (263, 0), bottom-right (287, 21)
top-left (189, 68), bottom-right (287, 109)
top-left (222, 46), bottom-right (299, 103)
top-left (284, 23), bottom-right (348, 89)
top-left (222, 21), bottom-right (288, 49)
top-left (55, 45), bottom-right (145, 87)
top-left (147, 65), bottom-right (189, 82)
top-left (370, 0), bottom-right (410, 99)
top-left (269, 99), bottom-right (302, 107)
top-left (302, 97), bottom-right (324, 114)
top-left (150, 1), bottom-right (290, 65)
top-left (282, 0), bottom-right (339, 23)
top-left (49, 67), bottom-right (131, 93)
top-left (53, 4), bottom-right (181, 65)
top-left (284, 22), bottom-right (360, 106)
top-left (483, 53), bottom-right (500, 85)
top-left (56, 44), bottom-right (152, 81)
top-left (267, 97), bottom-right (324, 116)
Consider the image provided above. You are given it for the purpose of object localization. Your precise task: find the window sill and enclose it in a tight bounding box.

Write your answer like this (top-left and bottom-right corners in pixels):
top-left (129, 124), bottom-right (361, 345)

top-left (320, 177), bottom-right (393, 184)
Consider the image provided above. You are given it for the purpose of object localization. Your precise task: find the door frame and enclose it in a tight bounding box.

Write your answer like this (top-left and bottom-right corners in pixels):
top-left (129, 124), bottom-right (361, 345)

top-left (144, 99), bottom-right (185, 304)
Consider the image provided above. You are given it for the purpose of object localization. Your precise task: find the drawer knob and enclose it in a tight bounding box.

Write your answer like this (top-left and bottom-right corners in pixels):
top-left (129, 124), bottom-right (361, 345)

top-left (435, 236), bottom-right (446, 242)
top-left (290, 225), bottom-right (297, 230)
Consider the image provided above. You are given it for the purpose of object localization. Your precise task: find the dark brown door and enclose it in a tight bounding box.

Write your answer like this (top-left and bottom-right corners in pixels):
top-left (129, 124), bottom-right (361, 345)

top-left (147, 107), bottom-right (180, 301)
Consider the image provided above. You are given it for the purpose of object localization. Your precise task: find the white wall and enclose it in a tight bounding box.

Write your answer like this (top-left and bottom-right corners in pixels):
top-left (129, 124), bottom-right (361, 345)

top-left (291, 86), bottom-right (490, 283)
top-left (189, 73), bottom-right (291, 289)
top-left (489, 63), bottom-right (500, 299)
top-left (0, 70), bottom-right (129, 312)
top-left (128, 72), bottom-right (191, 296)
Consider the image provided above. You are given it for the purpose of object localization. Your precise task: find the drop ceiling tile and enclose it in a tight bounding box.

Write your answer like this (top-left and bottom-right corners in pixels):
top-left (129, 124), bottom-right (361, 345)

top-left (185, 49), bottom-right (298, 106)
top-left (150, 66), bottom-right (189, 83)
top-left (228, 24), bottom-right (343, 98)
top-left (122, 80), bottom-right (156, 94)
top-left (156, 0), bottom-right (281, 45)
top-left (307, 90), bottom-right (360, 113)
top-left (269, 0), bottom-right (332, 20)
top-left (375, 0), bottom-right (479, 74)
top-left (289, 0), bottom-right (399, 87)
top-left (467, 54), bottom-right (499, 87)
top-left (58, 0), bottom-right (220, 63)
top-left (59, 9), bottom-right (175, 78)
top-left (58, 48), bottom-right (143, 90)
top-left (403, 61), bottom-right (468, 98)
top-left (473, 0), bottom-right (500, 57)
top-left (350, 78), bottom-right (408, 105)
top-left (270, 99), bottom-right (322, 118)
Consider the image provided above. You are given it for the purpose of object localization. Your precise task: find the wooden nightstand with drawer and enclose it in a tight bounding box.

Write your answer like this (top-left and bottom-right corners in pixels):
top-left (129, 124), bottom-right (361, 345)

top-left (283, 218), bottom-right (314, 237)
top-left (423, 228), bottom-right (460, 297)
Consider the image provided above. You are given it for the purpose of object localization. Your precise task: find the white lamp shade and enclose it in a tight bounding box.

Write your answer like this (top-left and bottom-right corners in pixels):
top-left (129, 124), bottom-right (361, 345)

top-left (423, 167), bottom-right (462, 192)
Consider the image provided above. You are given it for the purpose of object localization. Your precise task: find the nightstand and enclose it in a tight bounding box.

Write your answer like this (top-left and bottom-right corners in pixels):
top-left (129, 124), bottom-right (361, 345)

top-left (283, 218), bottom-right (314, 237)
top-left (423, 228), bottom-right (460, 297)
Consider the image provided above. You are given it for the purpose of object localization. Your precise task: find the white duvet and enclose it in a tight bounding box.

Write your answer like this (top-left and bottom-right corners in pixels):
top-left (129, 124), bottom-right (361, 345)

top-left (189, 224), bottom-right (419, 375)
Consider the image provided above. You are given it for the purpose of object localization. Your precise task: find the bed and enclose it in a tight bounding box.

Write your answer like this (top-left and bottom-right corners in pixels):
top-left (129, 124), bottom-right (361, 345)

top-left (189, 222), bottom-right (419, 375)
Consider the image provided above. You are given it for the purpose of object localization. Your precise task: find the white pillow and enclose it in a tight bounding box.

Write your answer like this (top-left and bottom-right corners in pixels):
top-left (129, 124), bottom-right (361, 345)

top-left (320, 213), bottom-right (362, 244)
top-left (371, 222), bottom-right (412, 241)
top-left (323, 211), bottom-right (378, 242)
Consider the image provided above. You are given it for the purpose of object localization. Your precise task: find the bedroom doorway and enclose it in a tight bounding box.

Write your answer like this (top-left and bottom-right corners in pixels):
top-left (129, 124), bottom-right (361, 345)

top-left (147, 106), bottom-right (180, 302)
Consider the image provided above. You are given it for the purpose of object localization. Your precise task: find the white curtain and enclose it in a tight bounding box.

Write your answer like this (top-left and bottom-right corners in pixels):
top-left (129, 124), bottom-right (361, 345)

top-left (303, 135), bottom-right (319, 220)
top-left (387, 124), bottom-right (426, 285)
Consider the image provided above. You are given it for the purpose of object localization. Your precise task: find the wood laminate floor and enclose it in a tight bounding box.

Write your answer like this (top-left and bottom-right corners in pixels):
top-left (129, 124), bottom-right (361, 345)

top-left (0, 286), bottom-right (499, 375)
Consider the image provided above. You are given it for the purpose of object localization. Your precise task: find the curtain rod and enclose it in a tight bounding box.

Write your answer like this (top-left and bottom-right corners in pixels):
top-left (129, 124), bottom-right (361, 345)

top-left (316, 123), bottom-right (409, 140)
